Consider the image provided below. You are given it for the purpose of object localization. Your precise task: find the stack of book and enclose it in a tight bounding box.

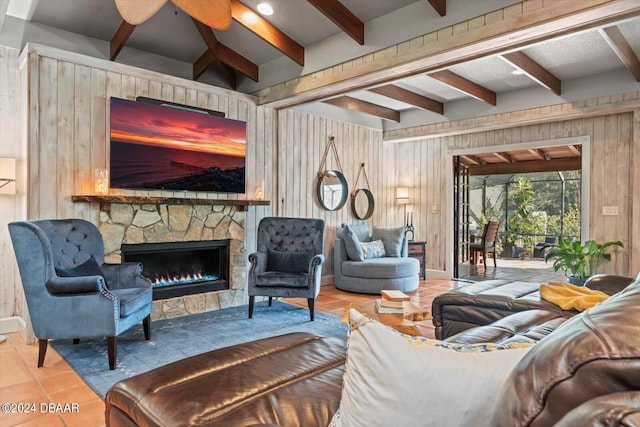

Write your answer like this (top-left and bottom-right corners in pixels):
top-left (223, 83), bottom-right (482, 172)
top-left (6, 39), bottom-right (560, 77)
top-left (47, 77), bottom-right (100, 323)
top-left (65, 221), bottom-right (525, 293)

top-left (375, 289), bottom-right (410, 314)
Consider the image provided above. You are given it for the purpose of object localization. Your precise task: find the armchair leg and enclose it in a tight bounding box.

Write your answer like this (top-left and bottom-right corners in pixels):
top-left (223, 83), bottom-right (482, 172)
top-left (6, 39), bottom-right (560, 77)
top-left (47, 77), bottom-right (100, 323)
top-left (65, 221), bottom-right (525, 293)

top-left (143, 315), bottom-right (151, 340)
top-left (37, 339), bottom-right (47, 368)
top-left (248, 296), bottom-right (255, 318)
top-left (107, 336), bottom-right (116, 370)
top-left (308, 298), bottom-right (315, 321)
top-left (268, 297), bottom-right (273, 307)
top-left (493, 251), bottom-right (497, 268)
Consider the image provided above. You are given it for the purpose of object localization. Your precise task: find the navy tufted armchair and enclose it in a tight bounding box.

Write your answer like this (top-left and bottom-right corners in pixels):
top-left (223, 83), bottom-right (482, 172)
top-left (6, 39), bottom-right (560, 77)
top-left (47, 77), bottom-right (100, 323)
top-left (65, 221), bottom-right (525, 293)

top-left (248, 217), bottom-right (325, 321)
top-left (8, 219), bottom-right (152, 370)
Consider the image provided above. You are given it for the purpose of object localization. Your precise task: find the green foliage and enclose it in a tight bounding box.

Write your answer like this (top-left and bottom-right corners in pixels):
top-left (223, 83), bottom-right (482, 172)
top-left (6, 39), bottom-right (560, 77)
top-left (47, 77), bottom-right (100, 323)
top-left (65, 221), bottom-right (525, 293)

top-left (545, 237), bottom-right (624, 280)
top-left (507, 177), bottom-right (534, 248)
top-left (471, 171), bottom-right (583, 252)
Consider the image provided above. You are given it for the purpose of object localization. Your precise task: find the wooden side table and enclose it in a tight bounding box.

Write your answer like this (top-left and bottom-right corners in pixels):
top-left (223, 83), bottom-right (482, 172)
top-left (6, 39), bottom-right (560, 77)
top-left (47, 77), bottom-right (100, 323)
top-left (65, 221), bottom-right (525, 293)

top-left (408, 241), bottom-right (426, 280)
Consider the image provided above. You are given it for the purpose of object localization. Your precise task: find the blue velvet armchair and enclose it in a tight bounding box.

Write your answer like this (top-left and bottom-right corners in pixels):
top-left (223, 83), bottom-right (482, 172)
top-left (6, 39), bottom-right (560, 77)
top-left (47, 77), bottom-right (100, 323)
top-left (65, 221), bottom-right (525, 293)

top-left (248, 217), bottom-right (325, 321)
top-left (8, 219), bottom-right (152, 370)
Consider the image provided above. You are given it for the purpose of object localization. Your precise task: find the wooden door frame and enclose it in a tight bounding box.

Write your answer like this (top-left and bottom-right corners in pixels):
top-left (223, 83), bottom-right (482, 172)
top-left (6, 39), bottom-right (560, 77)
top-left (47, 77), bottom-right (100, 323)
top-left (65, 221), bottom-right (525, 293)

top-left (446, 136), bottom-right (591, 279)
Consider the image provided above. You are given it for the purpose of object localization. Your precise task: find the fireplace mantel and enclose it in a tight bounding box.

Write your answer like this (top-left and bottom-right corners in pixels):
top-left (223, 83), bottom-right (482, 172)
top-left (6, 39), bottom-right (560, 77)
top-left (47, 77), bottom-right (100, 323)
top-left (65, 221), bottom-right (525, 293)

top-left (72, 195), bottom-right (270, 211)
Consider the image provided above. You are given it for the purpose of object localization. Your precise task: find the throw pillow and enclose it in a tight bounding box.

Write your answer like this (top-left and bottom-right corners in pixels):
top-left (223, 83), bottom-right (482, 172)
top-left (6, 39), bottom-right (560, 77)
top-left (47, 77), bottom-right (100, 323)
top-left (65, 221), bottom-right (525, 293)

top-left (328, 309), bottom-right (534, 427)
top-left (337, 225), bottom-right (364, 261)
top-left (360, 239), bottom-right (386, 259)
top-left (51, 256), bottom-right (106, 294)
top-left (55, 256), bottom-right (104, 278)
top-left (349, 222), bottom-right (370, 242)
top-left (266, 248), bottom-right (312, 273)
top-left (371, 227), bottom-right (405, 257)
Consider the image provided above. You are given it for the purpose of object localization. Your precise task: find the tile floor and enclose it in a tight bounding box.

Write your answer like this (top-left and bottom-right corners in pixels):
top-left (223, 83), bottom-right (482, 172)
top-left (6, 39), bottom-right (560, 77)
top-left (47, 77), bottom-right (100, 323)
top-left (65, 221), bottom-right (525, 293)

top-left (458, 257), bottom-right (567, 283)
top-left (0, 260), bottom-right (558, 427)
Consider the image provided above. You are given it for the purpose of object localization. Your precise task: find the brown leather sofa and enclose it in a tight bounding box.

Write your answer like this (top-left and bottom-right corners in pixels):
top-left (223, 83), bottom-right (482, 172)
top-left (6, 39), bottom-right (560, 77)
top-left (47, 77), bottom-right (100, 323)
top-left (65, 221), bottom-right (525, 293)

top-left (105, 274), bottom-right (640, 427)
top-left (431, 274), bottom-right (635, 340)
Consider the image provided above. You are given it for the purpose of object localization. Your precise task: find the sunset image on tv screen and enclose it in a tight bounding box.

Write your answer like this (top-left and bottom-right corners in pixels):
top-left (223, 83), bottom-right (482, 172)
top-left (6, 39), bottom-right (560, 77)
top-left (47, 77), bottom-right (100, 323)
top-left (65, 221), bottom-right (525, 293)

top-left (109, 97), bottom-right (246, 193)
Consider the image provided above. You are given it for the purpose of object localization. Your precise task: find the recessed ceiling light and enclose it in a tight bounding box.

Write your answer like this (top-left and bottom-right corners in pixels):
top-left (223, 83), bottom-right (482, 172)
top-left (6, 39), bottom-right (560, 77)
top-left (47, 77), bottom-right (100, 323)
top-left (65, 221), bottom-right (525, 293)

top-left (511, 69), bottom-right (525, 75)
top-left (243, 11), bottom-right (258, 24)
top-left (257, 3), bottom-right (274, 16)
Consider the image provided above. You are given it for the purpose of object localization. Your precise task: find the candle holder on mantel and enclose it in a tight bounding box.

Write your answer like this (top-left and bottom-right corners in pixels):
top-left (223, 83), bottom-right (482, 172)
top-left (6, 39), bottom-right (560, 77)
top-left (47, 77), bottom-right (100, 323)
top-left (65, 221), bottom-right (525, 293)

top-left (254, 180), bottom-right (264, 201)
top-left (94, 168), bottom-right (109, 195)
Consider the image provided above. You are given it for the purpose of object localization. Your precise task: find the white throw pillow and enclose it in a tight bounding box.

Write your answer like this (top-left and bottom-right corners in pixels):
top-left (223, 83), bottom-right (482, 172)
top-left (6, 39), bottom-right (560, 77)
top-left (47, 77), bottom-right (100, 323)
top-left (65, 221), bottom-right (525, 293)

top-left (360, 239), bottom-right (386, 259)
top-left (329, 309), bottom-right (534, 427)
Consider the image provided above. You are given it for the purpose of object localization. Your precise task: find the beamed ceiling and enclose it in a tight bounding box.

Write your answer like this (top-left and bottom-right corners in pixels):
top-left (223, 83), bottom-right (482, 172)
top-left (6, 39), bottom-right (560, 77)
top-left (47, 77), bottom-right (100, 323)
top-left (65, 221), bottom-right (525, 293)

top-left (3, 0), bottom-right (639, 135)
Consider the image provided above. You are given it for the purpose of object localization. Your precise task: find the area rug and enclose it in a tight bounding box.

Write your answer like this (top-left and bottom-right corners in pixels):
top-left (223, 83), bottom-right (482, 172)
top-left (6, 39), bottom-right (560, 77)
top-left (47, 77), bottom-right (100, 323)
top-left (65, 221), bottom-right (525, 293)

top-left (51, 301), bottom-right (347, 398)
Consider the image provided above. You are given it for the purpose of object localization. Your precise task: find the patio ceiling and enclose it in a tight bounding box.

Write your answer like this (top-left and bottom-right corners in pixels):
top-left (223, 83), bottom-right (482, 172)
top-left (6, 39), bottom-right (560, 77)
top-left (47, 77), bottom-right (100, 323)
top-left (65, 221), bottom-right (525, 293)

top-left (461, 144), bottom-right (581, 176)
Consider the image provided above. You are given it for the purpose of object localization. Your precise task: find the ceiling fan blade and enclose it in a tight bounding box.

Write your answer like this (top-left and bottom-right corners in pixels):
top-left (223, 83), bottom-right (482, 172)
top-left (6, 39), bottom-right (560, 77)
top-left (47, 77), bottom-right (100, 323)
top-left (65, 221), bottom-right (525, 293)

top-left (115, 0), bottom-right (168, 25)
top-left (171, 0), bottom-right (232, 30)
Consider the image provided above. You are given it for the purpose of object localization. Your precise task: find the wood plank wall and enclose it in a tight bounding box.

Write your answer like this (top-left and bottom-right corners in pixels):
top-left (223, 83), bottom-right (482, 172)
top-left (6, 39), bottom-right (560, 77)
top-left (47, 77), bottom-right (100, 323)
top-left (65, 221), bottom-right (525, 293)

top-left (22, 46), bottom-right (275, 250)
top-left (394, 112), bottom-right (638, 276)
top-left (25, 55), bottom-right (262, 214)
top-left (0, 46), bottom-right (28, 322)
top-left (277, 109), bottom-right (398, 275)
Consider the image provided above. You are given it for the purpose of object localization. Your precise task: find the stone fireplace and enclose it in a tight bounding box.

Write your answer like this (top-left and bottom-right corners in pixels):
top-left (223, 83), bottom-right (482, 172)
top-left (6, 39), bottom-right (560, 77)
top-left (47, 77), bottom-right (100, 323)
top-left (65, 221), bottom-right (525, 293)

top-left (97, 202), bottom-right (247, 320)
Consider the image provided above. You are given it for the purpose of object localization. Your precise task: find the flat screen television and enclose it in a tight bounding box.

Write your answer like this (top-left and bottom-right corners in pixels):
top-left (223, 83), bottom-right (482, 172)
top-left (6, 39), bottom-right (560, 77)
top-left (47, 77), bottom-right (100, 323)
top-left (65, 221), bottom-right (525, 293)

top-left (109, 97), bottom-right (246, 193)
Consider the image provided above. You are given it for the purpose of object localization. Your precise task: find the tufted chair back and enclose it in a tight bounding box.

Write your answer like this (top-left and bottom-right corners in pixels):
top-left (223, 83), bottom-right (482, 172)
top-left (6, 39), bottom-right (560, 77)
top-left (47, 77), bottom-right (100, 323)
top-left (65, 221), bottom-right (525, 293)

top-left (37, 219), bottom-right (106, 270)
top-left (257, 217), bottom-right (324, 256)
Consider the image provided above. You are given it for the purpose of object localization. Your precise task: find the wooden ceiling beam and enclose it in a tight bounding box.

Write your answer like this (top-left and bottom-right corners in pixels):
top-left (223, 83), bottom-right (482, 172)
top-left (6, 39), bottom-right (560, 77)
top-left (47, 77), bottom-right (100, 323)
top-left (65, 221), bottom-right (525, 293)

top-left (567, 145), bottom-right (582, 156)
top-left (369, 84), bottom-right (444, 115)
top-left (427, 0), bottom-right (446, 17)
top-left (192, 19), bottom-right (258, 83)
top-left (428, 70), bottom-right (496, 106)
top-left (493, 152), bottom-right (513, 163)
top-left (469, 157), bottom-right (581, 176)
top-left (324, 96), bottom-right (400, 122)
top-left (307, 0), bottom-right (364, 45)
top-left (193, 49), bottom-right (237, 89)
top-left (501, 51), bottom-right (561, 95)
top-left (110, 20), bottom-right (136, 61)
top-left (231, 0), bottom-right (304, 66)
top-left (599, 26), bottom-right (640, 82)
top-left (460, 155), bottom-right (482, 166)
top-left (527, 149), bottom-right (546, 160)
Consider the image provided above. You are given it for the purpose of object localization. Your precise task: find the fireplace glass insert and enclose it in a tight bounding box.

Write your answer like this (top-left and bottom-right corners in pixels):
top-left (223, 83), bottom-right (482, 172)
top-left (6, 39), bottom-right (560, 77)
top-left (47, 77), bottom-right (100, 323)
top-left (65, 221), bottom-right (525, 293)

top-left (121, 240), bottom-right (230, 300)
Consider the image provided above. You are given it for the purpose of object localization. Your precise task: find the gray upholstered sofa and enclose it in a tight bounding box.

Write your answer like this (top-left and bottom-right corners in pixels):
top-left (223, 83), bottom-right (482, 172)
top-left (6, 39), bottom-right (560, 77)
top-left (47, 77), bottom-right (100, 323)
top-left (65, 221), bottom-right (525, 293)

top-left (333, 223), bottom-right (419, 294)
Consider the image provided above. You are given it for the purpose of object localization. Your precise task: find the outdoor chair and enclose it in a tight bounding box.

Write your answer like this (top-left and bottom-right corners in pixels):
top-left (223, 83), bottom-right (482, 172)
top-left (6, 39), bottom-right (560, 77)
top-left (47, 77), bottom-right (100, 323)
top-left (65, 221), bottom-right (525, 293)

top-left (469, 220), bottom-right (500, 268)
top-left (534, 236), bottom-right (557, 258)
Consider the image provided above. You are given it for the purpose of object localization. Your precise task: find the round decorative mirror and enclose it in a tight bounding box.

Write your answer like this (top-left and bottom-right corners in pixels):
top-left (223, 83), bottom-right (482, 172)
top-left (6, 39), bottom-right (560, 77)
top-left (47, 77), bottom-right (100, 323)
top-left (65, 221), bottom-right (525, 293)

top-left (350, 162), bottom-right (374, 219)
top-left (316, 170), bottom-right (348, 211)
top-left (351, 188), bottom-right (374, 219)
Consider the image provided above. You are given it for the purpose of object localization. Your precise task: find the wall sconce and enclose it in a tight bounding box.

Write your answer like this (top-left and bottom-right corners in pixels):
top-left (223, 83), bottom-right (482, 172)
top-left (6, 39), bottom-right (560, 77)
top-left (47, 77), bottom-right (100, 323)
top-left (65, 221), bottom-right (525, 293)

top-left (94, 168), bottom-right (109, 195)
top-left (0, 158), bottom-right (17, 195)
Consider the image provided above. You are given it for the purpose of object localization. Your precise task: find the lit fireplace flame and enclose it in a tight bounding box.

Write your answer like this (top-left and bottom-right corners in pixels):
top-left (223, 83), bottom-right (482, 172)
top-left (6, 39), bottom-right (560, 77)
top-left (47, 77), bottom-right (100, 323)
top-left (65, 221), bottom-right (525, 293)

top-left (151, 271), bottom-right (220, 288)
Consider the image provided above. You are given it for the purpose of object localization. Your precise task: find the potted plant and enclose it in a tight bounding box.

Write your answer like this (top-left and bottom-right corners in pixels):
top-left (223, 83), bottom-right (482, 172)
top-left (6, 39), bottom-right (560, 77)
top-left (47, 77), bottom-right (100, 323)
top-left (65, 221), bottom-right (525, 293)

top-left (545, 237), bottom-right (624, 285)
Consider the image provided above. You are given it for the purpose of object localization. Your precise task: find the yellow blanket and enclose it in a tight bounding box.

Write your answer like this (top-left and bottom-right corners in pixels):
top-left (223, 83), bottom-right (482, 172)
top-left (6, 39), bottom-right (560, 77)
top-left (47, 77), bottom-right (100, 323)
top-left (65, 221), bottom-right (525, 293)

top-left (539, 281), bottom-right (609, 311)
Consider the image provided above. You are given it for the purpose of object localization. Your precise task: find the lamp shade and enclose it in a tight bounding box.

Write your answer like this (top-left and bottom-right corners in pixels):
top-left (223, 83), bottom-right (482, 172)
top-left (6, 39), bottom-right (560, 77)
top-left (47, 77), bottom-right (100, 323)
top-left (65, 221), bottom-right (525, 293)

top-left (396, 187), bottom-right (410, 204)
